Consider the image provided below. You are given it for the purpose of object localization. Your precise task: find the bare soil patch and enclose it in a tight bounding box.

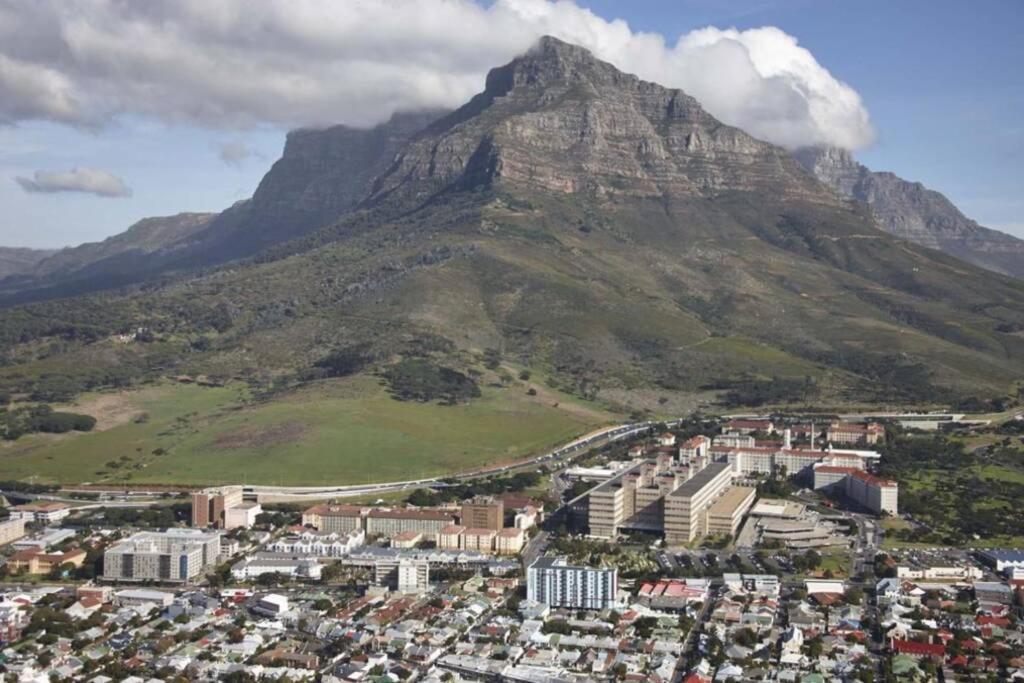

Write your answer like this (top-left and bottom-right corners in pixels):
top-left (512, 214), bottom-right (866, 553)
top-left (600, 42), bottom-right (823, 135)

top-left (213, 421), bottom-right (309, 450)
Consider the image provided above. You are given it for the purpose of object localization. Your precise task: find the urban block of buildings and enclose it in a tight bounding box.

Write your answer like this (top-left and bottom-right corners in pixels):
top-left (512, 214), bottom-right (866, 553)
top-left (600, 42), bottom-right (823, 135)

top-left (103, 529), bottom-right (222, 583)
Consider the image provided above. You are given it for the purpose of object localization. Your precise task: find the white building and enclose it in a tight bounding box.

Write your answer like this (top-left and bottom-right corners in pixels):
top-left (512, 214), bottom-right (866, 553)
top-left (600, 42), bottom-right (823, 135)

top-left (224, 501), bottom-right (262, 530)
top-left (103, 529), bottom-right (222, 583)
top-left (115, 589), bottom-right (174, 608)
top-left (896, 565), bottom-right (982, 581)
top-left (253, 593), bottom-right (289, 616)
top-left (230, 554), bottom-right (322, 581)
top-left (267, 528), bottom-right (364, 557)
top-left (527, 556), bottom-right (618, 610)
top-left (8, 502), bottom-right (71, 524)
top-left (397, 558), bottom-right (429, 593)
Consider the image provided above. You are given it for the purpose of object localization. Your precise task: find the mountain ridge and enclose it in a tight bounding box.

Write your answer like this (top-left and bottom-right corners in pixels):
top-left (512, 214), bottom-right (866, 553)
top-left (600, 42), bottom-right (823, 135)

top-left (795, 145), bottom-right (1024, 278)
top-left (2, 36), bottom-right (1024, 416)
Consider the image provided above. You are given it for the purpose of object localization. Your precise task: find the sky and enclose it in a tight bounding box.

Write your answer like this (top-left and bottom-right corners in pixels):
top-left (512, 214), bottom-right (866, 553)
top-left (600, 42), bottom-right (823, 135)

top-left (0, 0), bottom-right (1021, 249)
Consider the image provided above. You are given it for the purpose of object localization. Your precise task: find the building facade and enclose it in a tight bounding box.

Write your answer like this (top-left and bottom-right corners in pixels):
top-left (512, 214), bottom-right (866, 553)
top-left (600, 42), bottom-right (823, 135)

top-left (191, 486), bottom-right (244, 529)
top-left (460, 497), bottom-right (504, 531)
top-left (0, 518), bottom-right (26, 546)
top-left (527, 556), bottom-right (618, 610)
top-left (103, 529), bottom-right (221, 583)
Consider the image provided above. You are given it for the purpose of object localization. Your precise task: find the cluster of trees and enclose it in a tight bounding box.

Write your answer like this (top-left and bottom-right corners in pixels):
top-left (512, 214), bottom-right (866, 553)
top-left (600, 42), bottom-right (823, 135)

top-left (79, 503), bottom-right (190, 528)
top-left (0, 404), bottom-right (96, 440)
top-left (715, 375), bottom-right (817, 408)
top-left (406, 470), bottom-right (542, 507)
top-left (383, 358), bottom-right (481, 405)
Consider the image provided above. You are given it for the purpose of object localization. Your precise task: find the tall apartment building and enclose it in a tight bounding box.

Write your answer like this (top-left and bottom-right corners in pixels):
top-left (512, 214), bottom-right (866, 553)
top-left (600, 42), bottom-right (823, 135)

top-left (0, 518), bottom-right (27, 546)
top-left (191, 486), bottom-right (244, 529)
top-left (527, 556), bottom-right (618, 609)
top-left (103, 529), bottom-right (221, 583)
top-left (664, 461), bottom-right (734, 544)
top-left (460, 496), bottom-right (504, 531)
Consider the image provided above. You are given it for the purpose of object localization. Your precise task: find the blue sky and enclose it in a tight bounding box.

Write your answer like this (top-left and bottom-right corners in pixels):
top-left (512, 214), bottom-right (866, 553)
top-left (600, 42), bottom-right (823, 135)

top-left (2, 0), bottom-right (1021, 248)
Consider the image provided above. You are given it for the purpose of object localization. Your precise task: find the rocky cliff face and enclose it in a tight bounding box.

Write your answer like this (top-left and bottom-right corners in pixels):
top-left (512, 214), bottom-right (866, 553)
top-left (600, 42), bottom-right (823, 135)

top-left (795, 146), bottom-right (1024, 278)
top-left (370, 37), bottom-right (830, 209)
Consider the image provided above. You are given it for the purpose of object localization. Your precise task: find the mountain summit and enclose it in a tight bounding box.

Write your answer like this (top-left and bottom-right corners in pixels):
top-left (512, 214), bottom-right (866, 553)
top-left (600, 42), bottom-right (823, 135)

top-left (3, 36), bottom-right (1024, 411)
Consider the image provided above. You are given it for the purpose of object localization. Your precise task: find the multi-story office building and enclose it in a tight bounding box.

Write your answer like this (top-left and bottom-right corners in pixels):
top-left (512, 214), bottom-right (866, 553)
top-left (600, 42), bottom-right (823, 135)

top-left (527, 556), bottom-right (618, 609)
top-left (664, 461), bottom-right (734, 544)
top-left (103, 529), bottom-right (221, 583)
top-left (460, 496), bottom-right (504, 531)
top-left (191, 486), bottom-right (244, 528)
top-left (224, 501), bottom-right (262, 530)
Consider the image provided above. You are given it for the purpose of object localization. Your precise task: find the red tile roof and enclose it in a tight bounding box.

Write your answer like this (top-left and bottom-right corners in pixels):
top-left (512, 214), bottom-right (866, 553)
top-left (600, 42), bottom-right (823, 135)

top-left (892, 639), bottom-right (945, 658)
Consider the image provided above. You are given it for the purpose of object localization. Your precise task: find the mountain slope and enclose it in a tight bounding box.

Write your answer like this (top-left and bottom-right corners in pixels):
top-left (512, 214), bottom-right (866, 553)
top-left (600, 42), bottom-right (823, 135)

top-left (795, 146), bottom-right (1024, 278)
top-left (3, 35), bottom-right (1024, 424)
top-left (0, 111), bottom-right (445, 305)
top-left (0, 247), bottom-right (55, 279)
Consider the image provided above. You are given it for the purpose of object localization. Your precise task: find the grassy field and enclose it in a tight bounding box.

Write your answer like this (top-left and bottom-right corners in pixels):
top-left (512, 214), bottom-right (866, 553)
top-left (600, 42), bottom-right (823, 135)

top-left (0, 375), bottom-right (614, 486)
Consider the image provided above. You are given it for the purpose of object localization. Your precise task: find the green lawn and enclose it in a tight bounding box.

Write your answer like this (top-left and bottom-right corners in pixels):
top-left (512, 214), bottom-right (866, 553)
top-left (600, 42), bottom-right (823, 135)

top-left (0, 375), bottom-right (614, 486)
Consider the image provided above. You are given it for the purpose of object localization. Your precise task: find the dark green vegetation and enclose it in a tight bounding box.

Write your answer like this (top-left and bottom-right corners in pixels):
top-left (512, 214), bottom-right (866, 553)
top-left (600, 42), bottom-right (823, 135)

top-left (0, 404), bottom-right (95, 440)
top-left (3, 38), bottom-right (1024, 484)
top-left (878, 430), bottom-right (1024, 546)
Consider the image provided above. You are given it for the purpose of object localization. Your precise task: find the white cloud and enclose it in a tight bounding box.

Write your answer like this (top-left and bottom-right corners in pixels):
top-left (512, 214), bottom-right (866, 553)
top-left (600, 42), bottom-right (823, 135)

top-left (217, 140), bottom-right (258, 166)
top-left (15, 167), bottom-right (132, 197)
top-left (0, 0), bottom-right (874, 150)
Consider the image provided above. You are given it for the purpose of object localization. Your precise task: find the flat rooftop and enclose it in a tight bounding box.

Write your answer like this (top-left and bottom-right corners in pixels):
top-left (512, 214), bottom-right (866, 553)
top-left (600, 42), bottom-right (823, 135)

top-left (750, 499), bottom-right (806, 518)
top-left (669, 461), bottom-right (731, 498)
top-left (707, 486), bottom-right (756, 516)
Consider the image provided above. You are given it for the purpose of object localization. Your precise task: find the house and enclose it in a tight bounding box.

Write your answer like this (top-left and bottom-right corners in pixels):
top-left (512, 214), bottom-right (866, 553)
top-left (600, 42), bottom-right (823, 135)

top-left (891, 639), bottom-right (945, 661)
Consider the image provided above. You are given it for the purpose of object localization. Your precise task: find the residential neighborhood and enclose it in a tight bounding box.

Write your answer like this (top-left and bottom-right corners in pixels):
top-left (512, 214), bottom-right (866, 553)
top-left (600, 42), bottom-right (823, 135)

top-left (0, 415), bottom-right (1022, 681)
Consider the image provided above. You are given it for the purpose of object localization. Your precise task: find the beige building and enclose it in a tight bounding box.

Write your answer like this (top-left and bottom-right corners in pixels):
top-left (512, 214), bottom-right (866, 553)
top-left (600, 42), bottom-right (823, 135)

top-left (391, 531), bottom-right (423, 549)
top-left (664, 461), bottom-right (734, 544)
top-left (705, 486), bottom-right (757, 537)
top-left (0, 518), bottom-right (27, 546)
top-left (495, 527), bottom-right (526, 555)
top-left (461, 496), bottom-right (504, 531)
top-left (365, 509), bottom-right (458, 537)
top-left (302, 504), bottom-right (367, 532)
top-left (8, 548), bottom-right (86, 575)
top-left (437, 524), bottom-right (466, 551)
top-left (462, 528), bottom-right (497, 553)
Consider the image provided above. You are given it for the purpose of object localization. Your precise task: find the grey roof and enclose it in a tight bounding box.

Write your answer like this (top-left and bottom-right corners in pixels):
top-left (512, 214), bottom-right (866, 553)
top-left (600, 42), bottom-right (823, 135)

top-left (670, 461), bottom-right (731, 498)
top-left (979, 549), bottom-right (1024, 562)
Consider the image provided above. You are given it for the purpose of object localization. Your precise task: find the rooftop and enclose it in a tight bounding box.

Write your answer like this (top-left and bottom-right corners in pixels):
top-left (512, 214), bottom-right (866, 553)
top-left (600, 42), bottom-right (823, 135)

top-left (670, 461), bottom-right (731, 498)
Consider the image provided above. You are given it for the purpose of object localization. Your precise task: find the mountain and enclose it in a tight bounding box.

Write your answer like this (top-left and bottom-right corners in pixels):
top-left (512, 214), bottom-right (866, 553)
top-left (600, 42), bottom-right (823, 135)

top-left (0, 111), bottom-right (445, 304)
top-left (795, 146), bottom-right (1024, 278)
top-left (0, 247), bottom-right (55, 279)
top-left (4, 36), bottom-right (1024, 417)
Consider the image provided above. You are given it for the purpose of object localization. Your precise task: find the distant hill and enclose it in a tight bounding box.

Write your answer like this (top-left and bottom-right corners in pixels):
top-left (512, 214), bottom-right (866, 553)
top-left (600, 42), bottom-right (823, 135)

top-left (0, 247), bottom-right (55, 279)
top-left (3, 36), bottom-right (1024, 418)
top-left (795, 146), bottom-right (1024, 278)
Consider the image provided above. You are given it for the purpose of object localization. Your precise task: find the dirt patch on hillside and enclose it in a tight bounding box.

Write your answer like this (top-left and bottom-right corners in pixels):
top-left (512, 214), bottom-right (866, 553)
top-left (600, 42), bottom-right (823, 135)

top-left (56, 392), bottom-right (147, 431)
top-left (213, 421), bottom-right (309, 450)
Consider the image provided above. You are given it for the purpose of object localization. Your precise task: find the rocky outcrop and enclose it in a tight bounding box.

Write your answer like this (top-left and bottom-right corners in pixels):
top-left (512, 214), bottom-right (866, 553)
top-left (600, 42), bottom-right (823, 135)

top-left (370, 37), bottom-right (832, 209)
top-left (795, 146), bottom-right (1024, 278)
